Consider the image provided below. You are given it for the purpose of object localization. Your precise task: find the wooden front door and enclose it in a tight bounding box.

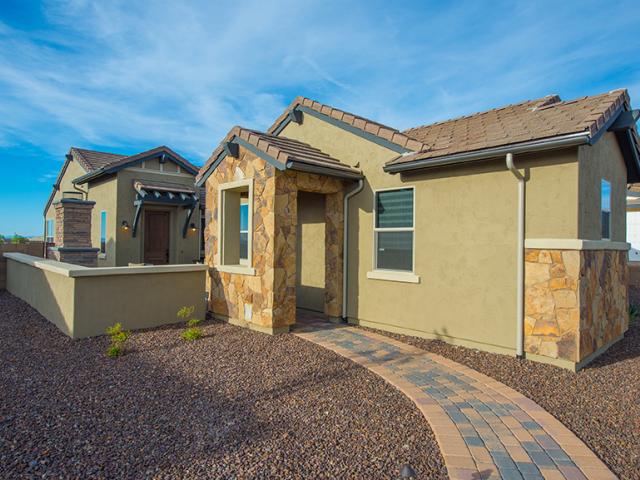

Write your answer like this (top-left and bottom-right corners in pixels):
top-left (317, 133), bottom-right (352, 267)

top-left (144, 211), bottom-right (170, 264)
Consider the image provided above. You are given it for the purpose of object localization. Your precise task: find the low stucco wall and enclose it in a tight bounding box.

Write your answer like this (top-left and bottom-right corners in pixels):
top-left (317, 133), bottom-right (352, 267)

top-left (5, 253), bottom-right (206, 338)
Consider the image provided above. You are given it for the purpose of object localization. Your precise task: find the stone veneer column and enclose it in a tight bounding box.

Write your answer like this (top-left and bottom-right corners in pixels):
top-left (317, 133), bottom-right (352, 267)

top-left (524, 248), bottom-right (628, 368)
top-left (48, 199), bottom-right (100, 267)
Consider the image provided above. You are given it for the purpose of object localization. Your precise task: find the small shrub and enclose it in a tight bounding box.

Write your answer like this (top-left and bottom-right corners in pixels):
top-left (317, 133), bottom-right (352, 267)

top-left (178, 306), bottom-right (203, 341)
top-left (105, 322), bottom-right (131, 358)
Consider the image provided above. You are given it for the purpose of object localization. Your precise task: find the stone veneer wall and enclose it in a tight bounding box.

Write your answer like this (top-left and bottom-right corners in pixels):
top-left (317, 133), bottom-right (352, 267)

top-left (205, 145), bottom-right (347, 332)
top-left (524, 248), bottom-right (628, 365)
top-left (48, 199), bottom-right (99, 267)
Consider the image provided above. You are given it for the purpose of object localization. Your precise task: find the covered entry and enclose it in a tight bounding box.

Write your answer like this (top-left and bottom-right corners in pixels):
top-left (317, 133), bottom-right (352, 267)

top-left (197, 126), bottom-right (362, 333)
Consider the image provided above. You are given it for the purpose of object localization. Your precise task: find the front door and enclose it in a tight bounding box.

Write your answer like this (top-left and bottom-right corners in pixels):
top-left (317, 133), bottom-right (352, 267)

top-left (144, 210), bottom-right (170, 264)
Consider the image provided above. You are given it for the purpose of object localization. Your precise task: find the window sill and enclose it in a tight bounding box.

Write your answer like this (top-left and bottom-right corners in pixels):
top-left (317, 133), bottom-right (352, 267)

top-left (98, 253), bottom-right (107, 260)
top-left (367, 270), bottom-right (420, 284)
top-left (215, 264), bottom-right (256, 276)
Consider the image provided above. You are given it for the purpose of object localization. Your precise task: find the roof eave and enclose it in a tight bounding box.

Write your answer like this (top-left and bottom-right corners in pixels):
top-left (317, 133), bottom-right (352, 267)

top-left (384, 132), bottom-right (591, 174)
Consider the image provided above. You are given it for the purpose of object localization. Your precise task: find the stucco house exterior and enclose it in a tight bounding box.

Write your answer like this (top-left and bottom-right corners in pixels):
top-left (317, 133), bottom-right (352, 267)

top-left (44, 146), bottom-right (202, 267)
top-left (197, 89), bottom-right (640, 371)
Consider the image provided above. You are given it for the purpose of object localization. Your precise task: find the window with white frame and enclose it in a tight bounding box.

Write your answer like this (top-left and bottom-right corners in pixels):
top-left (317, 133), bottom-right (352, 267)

top-left (219, 179), bottom-right (253, 267)
top-left (601, 179), bottom-right (611, 240)
top-left (100, 211), bottom-right (107, 254)
top-left (374, 188), bottom-right (414, 272)
top-left (46, 219), bottom-right (54, 244)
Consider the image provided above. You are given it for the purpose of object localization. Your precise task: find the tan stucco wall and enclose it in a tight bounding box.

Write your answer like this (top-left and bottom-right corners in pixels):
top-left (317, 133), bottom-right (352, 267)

top-left (45, 158), bottom-right (87, 220)
top-left (89, 177), bottom-right (118, 267)
top-left (6, 258), bottom-right (76, 336)
top-left (281, 113), bottom-right (581, 353)
top-left (115, 168), bottom-right (200, 266)
top-left (6, 254), bottom-right (206, 339)
top-left (296, 191), bottom-right (326, 312)
top-left (73, 270), bottom-right (205, 338)
top-left (578, 132), bottom-right (627, 241)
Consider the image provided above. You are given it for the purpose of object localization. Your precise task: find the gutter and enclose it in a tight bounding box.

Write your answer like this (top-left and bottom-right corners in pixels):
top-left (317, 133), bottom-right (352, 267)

top-left (342, 179), bottom-right (364, 320)
top-left (384, 132), bottom-right (590, 174)
top-left (506, 153), bottom-right (525, 359)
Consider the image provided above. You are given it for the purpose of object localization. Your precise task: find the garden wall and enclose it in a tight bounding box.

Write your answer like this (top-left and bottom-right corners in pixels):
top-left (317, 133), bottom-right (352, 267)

top-left (5, 253), bottom-right (206, 338)
top-left (0, 242), bottom-right (44, 290)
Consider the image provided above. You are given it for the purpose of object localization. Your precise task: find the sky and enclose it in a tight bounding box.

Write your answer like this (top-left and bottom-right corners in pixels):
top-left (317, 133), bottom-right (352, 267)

top-left (1, 0), bottom-right (639, 235)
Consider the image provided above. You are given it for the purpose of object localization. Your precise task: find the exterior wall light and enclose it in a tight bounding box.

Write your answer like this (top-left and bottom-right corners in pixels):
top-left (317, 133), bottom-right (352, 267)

top-left (121, 221), bottom-right (130, 231)
top-left (189, 222), bottom-right (197, 232)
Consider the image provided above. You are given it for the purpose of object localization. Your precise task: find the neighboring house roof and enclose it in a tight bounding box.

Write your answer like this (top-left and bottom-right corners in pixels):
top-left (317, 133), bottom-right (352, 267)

top-left (70, 147), bottom-right (126, 171)
top-left (44, 145), bottom-right (199, 216)
top-left (386, 90), bottom-right (639, 178)
top-left (73, 145), bottom-right (199, 185)
top-left (268, 96), bottom-right (428, 153)
top-left (196, 126), bottom-right (363, 185)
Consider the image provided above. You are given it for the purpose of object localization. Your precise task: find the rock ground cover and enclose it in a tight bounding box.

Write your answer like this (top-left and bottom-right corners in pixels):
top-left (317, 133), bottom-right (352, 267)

top-left (361, 316), bottom-right (640, 479)
top-left (0, 292), bottom-right (446, 480)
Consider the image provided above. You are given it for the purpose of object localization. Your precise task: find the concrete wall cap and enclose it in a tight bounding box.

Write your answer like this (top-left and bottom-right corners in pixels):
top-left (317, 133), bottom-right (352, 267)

top-left (4, 252), bottom-right (207, 277)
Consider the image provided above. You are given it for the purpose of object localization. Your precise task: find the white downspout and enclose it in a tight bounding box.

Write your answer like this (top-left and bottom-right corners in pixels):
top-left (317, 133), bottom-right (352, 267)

top-left (342, 179), bottom-right (364, 321)
top-left (506, 153), bottom-right (525, 358)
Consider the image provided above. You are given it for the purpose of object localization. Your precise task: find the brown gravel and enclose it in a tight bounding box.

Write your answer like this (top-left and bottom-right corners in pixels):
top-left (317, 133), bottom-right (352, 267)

top-left (360, 320), bottom-right (640, 479)
top-left (0, 291), bottom-right (446, 480)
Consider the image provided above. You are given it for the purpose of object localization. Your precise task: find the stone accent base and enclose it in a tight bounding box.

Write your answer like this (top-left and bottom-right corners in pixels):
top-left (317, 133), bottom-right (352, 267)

top-left (224, 316), bottom-right (290, 335)
top-left (48, 247), bottom-right (100, 268)
top-left (525, 248), bottom-right (627, 366)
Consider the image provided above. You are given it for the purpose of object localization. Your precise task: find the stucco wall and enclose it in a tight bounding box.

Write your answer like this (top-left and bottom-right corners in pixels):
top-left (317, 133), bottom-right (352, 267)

top-left (578, 132), bottom-right (627, 241)
top-left (89, 177), bottom-right (118, 267)
top-left (5, 253), bottom-right (206, 339)
top-left (281, 113), bottom-right (580, 354)
top-left (296, 191), bottom-right (326, 312)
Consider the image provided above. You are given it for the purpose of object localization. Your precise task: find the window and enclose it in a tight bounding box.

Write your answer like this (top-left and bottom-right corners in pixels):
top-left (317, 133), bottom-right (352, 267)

top-left (601, 179), bottom-right (611, 240)
top-left (218, 179), bottom-right (253, 273)
top-left (239, 200), bottom-right (249, 263)
top-left (100, 211), bottom-right (107, 254)
top-left (374, 188), bottom-right (414, 272)
top-left (46, 219), bottom-right (54, 244)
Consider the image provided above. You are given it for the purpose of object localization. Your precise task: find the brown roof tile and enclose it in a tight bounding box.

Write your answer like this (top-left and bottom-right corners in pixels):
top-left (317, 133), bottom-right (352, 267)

top-left (197, 126), bottom-right (362, 183)
top-left (267, 96), bottom-right (428, 152)
top-left (389, 90), bottom-right (630, 167)
top-left (70, 147), bottom-right (126, 172)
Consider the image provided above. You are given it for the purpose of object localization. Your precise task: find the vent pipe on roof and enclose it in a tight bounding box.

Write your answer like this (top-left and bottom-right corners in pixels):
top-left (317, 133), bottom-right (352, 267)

top-left (342, 179), bottom-right (364, 321)
top-left (506, 153), bottom-right (525, 359)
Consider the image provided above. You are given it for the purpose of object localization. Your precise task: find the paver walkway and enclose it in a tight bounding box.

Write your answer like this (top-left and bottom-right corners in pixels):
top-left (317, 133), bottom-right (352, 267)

top-left (295, 322), bottom-right (615, 480)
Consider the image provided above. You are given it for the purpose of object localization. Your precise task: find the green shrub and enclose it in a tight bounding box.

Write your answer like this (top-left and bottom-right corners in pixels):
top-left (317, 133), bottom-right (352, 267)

top-left (178, 306), bottom-right (203, 341)
top-left (105, 322), bottom-right (131, 358)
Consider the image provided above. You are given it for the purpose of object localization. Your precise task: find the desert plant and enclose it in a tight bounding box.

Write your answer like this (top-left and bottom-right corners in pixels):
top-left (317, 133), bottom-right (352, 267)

top-left (178, 306), bottom-right (203, 341)
top-left (105, 322), bottom-right (131, 357)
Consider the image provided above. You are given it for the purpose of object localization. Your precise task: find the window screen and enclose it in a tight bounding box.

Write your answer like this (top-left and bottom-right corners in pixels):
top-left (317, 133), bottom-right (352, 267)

top-left (375, 188), bottom-right (414, 272)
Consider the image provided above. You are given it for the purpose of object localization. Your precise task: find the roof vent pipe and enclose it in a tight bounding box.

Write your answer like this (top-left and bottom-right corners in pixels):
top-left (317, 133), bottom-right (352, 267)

top-left (506, 153), bottom-right (525, 359)
top-left (342, 179), bottom-right (364, 321)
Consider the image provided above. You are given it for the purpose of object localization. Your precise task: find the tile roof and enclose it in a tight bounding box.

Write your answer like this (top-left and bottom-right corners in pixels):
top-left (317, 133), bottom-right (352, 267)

top-left (197, 126), bottom-right (362, 183)
top-left (133, 179), bottom-right (197, 195)
top-left (70, 147), bottom-right (126, 172)
top-left (388, 89), bottom-right (630, 167)
top-left (268, 96), bottom-right (428, 152)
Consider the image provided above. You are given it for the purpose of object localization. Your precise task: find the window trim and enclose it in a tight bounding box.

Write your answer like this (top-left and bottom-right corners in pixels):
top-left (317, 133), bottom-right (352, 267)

top-left (99, 210), bottom-right (107, 257)
top-left (239, 201), bottom-right (249, 265)
top-left (46, 218), bottom-right (55, 244)
top-left (601, 178), bottom-right (611, 241)
top-left (370, 186), bottom-right (417, 277)
top-left (216, 178), bottom-right (254, 275)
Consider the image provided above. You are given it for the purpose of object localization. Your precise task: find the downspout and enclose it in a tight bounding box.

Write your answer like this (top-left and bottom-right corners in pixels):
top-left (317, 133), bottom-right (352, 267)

top-left (506, 153), bottom-right (525, 358)
top-left (342, 179), bottom-right (364, 321)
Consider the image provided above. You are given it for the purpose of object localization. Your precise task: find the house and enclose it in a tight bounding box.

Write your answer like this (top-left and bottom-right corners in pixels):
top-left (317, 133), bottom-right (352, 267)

top-left (44, 146), bottom-right (202, 267)
top-left (196, 89), bottom-right (640, 371)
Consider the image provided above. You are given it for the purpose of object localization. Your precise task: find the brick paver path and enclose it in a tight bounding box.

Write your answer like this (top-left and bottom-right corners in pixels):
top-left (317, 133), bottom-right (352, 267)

top-left (295, 322), bottom-right (615, 480)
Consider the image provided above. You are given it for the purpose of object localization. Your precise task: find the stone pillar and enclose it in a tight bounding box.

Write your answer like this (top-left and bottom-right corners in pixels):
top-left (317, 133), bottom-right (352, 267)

top-left (324, 192), bottom-right (344, 321)
top-left (48, 199), bottom-right (100, 267)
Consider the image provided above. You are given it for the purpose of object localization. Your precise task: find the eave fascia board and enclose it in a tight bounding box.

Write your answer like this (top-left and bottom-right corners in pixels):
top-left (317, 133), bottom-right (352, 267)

top-left (286, 160), bottom-right (363, 180)
top-left (271, 104), bottom-right (412, 154)
top-left (195, 136), bottom-right (287, 187)
top-left (384, 132), bottom-right (591, 174)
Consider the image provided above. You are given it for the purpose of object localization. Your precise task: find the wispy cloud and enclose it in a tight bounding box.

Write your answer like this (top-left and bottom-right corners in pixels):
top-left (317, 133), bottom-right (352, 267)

top-left (0, 0), bottom-right (639, 234)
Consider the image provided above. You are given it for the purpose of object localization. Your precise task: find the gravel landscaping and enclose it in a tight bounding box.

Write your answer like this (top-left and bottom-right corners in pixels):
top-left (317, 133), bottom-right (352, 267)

top-left (0, 291), bottom-right (446, 480)
top-left (361, 318), bottom-right (640, 479)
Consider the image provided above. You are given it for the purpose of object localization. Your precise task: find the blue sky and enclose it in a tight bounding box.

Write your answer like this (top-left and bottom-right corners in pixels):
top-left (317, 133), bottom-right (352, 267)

top-left (1, 0), bottom-right (639, 235)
